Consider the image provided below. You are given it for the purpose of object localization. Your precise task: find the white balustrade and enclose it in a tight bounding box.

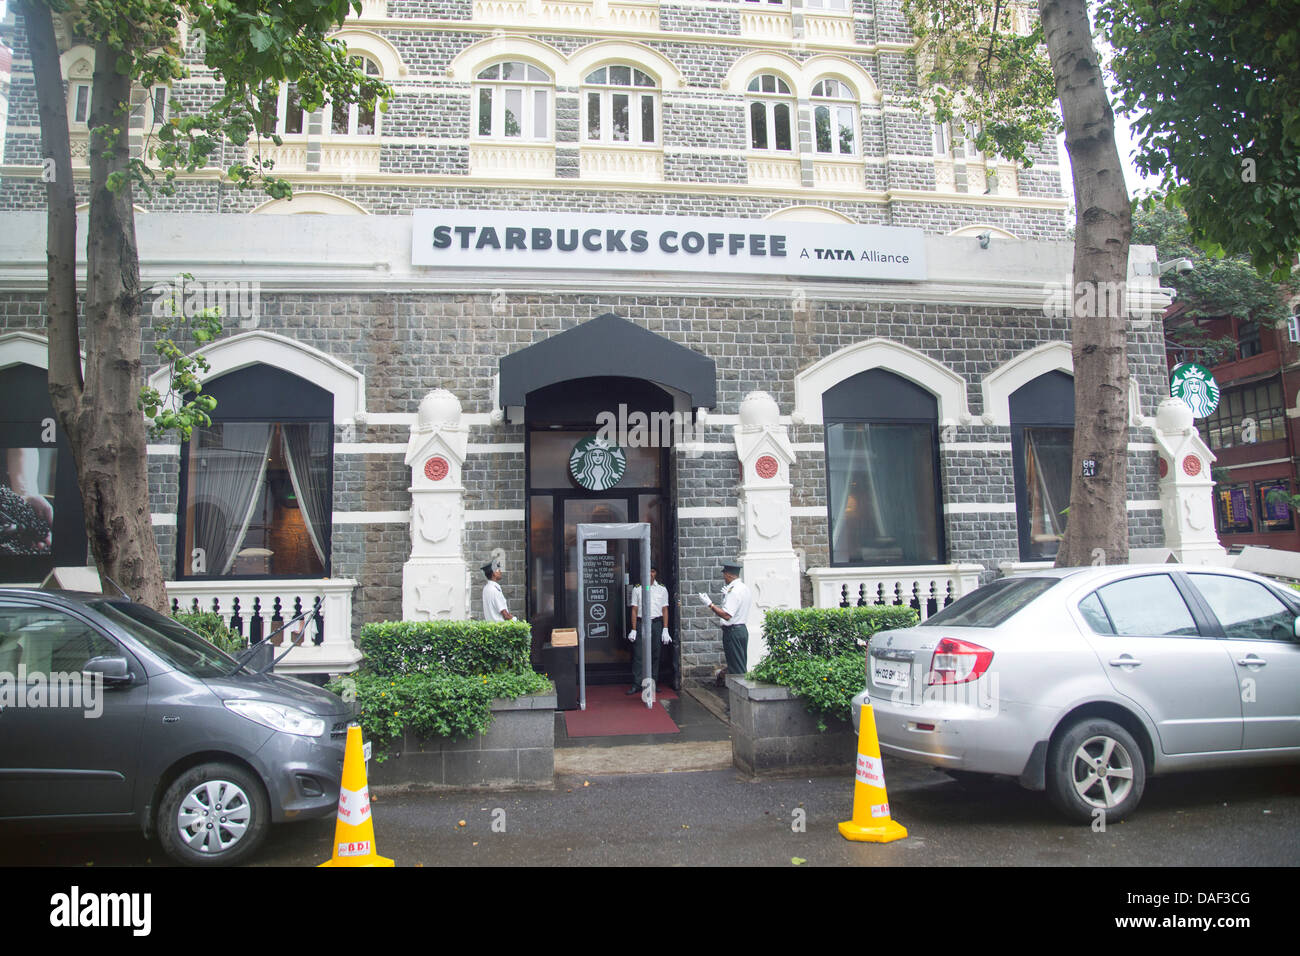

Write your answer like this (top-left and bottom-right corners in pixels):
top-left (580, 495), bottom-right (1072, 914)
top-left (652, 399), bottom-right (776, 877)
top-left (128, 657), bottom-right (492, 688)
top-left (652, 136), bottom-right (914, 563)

top-left (166, 578), bottom-right (361, 676)
top-left (747, 156), bottom-right (801, 186)
top-left (804, 13), bottom-right (855, 43)
top-left (580, 145), bottom-right (663, 182)
top-left (474, 0), bottom-right (657, 29)
top-left (813, 158), bottom-right (864, 189)
top-left (807, 564), bottom-right (984, 622)
top-left (740, 10), bottom-right (794, 39)
top-left (470, 142), bottom-right (556, 177)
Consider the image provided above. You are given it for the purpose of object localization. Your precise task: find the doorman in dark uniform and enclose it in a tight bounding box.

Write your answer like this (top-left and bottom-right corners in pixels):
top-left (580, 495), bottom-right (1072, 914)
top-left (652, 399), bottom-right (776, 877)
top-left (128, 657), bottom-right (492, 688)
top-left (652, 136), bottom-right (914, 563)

top-left (706, 560), bottom-right (752, 685)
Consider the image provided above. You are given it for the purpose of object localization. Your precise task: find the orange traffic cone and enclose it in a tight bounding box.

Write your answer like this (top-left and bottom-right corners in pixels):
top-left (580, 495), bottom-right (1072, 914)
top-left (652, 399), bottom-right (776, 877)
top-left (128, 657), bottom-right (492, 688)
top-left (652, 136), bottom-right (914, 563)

top-left (319, 725), bottom-right (395, 867)
top-left (838, 701), bottom-right (908, 843)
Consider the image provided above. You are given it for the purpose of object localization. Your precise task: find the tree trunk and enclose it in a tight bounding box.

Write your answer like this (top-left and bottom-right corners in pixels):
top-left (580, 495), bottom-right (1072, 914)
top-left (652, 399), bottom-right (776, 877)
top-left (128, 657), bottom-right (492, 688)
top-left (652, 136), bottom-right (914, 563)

top-left (23, 4), bottom-right (170, 610)
top-left (1040, 0), bottom-right (1133, 567)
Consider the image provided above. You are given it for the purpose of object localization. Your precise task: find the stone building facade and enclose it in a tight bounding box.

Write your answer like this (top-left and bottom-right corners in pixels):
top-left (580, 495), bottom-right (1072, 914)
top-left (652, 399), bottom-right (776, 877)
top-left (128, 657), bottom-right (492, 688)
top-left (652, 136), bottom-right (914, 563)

top-left (0, 0), bottom-right (1172, 683)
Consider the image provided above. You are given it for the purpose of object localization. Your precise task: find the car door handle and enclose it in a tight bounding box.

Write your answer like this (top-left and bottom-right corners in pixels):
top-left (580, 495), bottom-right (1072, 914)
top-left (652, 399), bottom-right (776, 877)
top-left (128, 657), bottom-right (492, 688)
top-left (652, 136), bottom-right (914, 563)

top-left (1108, 656), bottom-right (1142, 668)
top-left (1236, 656), bottom-right (1267, 667)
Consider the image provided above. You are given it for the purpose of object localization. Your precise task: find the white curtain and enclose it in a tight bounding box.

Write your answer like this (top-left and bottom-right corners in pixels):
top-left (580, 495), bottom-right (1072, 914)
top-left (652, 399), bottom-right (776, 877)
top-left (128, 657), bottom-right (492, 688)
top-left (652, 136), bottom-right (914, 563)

top-left (282, 423), bottom-right (330, 567)
top-left (190, 424), bottom-right (273, 576)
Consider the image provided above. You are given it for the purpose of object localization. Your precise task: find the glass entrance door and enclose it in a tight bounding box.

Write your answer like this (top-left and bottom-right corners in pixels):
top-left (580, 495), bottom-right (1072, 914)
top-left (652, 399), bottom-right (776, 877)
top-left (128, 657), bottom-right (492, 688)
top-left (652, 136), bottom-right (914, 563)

top-left (564, 498), bottom-right (629, 670)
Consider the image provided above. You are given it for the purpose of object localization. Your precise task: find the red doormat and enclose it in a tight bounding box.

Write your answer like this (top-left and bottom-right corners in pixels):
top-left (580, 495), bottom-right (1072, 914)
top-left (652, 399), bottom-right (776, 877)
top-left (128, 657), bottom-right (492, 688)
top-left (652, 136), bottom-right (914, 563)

top-left (563, 684), bottom-right (680, 738)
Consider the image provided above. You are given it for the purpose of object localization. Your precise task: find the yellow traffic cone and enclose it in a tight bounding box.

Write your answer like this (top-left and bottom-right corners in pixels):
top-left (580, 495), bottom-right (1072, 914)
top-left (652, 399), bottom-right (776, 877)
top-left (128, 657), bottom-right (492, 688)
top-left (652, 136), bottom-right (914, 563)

top-left (319, 725), bottom-right (395, 867)
top-left (838, 701), bottom-right (908, 843)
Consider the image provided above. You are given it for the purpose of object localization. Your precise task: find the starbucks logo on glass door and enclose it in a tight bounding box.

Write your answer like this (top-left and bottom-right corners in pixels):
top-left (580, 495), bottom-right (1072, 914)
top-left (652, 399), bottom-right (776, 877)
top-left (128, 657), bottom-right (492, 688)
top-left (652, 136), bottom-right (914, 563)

top-left (569, 437), bottom-right (627, 491)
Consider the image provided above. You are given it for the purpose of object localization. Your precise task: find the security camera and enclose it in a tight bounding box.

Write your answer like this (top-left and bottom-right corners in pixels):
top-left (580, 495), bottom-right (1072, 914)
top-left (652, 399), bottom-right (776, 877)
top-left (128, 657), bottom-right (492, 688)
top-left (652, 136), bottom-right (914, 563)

top-left (1152, 257), bottom-right (1194, 276)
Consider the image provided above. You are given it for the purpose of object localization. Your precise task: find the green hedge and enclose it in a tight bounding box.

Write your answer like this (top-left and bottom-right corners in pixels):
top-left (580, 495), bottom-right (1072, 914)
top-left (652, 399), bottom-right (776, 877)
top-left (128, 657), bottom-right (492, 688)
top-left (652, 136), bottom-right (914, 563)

top-left (173, 610), bottom-right (246, 655)
top-left (336, 619), bottom-right (549, 759)
top-left (355, 619), bottom-right (533, 677)
top-left (760, 605), bottom-right (918, 665)
top-left (752, 605), bottom-right (918, 732)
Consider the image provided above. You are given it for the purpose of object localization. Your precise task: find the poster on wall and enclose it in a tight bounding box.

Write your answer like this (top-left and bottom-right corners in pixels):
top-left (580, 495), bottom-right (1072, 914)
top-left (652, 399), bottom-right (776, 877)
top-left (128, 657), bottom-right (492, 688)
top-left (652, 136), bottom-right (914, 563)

top-left (0, 447), bottom-right (56, 556)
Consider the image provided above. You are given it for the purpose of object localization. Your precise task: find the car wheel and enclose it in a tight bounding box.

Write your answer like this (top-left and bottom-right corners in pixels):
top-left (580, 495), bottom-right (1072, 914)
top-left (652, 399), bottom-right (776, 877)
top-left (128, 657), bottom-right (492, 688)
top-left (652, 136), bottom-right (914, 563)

top-left (1047, 718), bottom-right (1146, 824)
top-left (158, 762), bottom-right (269, 866)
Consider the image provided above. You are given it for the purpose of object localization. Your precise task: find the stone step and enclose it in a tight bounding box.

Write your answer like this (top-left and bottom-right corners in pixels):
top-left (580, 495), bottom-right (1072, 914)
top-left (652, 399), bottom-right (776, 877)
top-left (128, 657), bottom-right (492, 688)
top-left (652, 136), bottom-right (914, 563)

top-left (554, 740), bottom-right (733, 775)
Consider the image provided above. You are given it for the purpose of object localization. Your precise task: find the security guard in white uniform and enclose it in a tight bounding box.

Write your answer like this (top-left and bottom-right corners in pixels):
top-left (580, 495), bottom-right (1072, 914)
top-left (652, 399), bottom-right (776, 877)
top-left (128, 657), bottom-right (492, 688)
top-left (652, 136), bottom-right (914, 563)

top-left (706, 560), bottom-right (751, 684)
top-left (627, 565), bottom-right (672, 693)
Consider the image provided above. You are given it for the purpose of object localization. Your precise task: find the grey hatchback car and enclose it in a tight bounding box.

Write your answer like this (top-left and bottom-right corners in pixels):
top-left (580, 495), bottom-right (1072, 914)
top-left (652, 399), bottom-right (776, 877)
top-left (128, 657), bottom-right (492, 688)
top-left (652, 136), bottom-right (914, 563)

top-left (851, 565), bottom-right (1300, 823)
top-left (0, 589), bottom-right (352, 865)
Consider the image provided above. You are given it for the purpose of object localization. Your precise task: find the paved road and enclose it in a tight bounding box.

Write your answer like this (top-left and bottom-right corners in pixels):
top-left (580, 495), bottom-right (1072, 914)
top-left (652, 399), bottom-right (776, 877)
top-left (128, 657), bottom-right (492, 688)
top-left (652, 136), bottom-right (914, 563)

top-left (3, 759), bottom-right (1297, 866)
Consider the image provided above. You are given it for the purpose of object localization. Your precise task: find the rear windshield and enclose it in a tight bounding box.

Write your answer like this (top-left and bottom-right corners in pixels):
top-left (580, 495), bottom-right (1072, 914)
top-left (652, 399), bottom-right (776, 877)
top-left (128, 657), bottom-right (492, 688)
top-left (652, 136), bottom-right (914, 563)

top-left (923, 577), bottom-right (1059, 628)
top-left (90, 600), bottom-right (236, 678)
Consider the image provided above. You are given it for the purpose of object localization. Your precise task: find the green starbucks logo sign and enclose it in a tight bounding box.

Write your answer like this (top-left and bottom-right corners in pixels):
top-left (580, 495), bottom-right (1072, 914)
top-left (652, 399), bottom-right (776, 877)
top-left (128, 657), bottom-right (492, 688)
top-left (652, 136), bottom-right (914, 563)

top-left (1170, 363), bottom-right (1220, 419)
top-left (570, 437), bottom-right (627, 491)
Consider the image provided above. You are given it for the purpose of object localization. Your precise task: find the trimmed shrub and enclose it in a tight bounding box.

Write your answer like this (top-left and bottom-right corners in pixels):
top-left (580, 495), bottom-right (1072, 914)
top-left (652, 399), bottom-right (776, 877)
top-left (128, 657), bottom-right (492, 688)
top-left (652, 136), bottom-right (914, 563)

top-left (334, 619), bottom-right (550, 759)
top-left (752, 605), bottom-right (918, 731)
top-left (761, 605), bottom-right (918, 665)
top-left (355, 619), bottom-right (533, 677)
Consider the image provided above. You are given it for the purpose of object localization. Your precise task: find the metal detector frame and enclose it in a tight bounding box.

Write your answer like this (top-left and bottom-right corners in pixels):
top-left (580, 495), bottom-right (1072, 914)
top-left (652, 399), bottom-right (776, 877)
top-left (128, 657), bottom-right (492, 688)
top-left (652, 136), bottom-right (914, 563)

top-left (575, 522), bottom-right (653, 710)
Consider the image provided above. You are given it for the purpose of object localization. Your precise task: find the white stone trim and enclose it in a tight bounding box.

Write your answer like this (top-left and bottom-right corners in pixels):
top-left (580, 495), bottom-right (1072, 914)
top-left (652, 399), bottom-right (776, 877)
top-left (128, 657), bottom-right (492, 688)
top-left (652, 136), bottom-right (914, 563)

top-left (794, 338), bottom-right (971, 426)
top-left (468, 442), bottom-right (525, 454)
top-left (764, 205), bottom-right (856, 223)
top-left (566, 40), bottom-right (686, 89)
top-left (944, 502), bottom-right (1017, 514)
top-left (333, 510), bottom-right (410, 524)
top-left (947, 223), bottom-right (1020, 240)
top-left (678, 506), bottom-right (741, 519)
top-left (799, 54), bottom-right (882, 104)
top-left (942, 441), bottom-right (1013, 452)
top-left (981, 341), bottom-right (1073, 427)
top-left (1127, 500), bottom-right (1162, 511)
top-left (464, 508), bottom-right (526, 522)
top-left (150, 513), bottom-right (178, 525)
top-left (145, 330), bottom-right (366, 425)
top-left (0, 331), bottom-right (53, 371)
top-left (329, 28), bottom-right (409, 78)
top-left (334, 443), bottom-right (408, 454)
top-left (252, 192), bottom-right (371, 215)
top-left (447, 35), bottom-right (568, 83)
top-left (147, 444), bottom-right (181, 456)
top-left (791, 506), bottom-right (826, 517)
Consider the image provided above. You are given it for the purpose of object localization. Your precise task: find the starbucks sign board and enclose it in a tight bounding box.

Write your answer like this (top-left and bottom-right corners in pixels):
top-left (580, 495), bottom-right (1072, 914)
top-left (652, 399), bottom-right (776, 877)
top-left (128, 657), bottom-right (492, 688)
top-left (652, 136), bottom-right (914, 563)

top-left (1170, 363), bottom-right (1221, 418)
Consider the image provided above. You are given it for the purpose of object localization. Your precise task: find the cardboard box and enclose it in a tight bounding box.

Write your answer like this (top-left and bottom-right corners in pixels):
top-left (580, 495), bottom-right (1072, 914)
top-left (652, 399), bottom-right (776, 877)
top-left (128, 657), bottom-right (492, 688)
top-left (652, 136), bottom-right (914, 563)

top-left (551, 628), bottom-right (578, 647)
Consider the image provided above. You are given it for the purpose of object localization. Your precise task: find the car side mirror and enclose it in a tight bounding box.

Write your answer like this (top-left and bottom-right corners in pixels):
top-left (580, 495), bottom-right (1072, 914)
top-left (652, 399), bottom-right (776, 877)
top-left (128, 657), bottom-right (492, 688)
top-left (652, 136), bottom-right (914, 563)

top-left (83, 655), bottom-right (133, 685)
top-left (1294, 617), bottom-right (1300, 640)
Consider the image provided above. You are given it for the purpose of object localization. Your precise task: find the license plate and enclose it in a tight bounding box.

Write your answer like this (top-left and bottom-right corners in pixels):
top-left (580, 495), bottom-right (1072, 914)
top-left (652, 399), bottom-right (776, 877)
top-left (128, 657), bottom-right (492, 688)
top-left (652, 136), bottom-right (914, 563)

top-left (873, 661), bottom-right (909, 688)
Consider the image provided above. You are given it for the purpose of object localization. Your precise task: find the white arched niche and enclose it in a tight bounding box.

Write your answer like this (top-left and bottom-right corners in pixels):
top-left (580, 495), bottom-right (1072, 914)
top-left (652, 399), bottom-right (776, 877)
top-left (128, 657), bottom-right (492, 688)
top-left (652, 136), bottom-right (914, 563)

top-left (793, 338), bottom-right (971, 427)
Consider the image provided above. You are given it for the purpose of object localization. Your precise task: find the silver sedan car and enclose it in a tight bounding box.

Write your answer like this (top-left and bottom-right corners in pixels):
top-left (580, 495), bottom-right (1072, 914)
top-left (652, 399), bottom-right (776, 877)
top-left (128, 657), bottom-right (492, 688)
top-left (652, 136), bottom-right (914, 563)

top-left (851, 565), bottom-right (1300, 823)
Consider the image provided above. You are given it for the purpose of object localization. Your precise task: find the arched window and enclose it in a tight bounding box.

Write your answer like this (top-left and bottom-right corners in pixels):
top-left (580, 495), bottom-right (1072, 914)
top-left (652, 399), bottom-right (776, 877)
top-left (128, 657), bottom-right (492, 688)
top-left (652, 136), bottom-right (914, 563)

top-left (747, 74), bottom-right (794, 152)
top-left (330, 56), bottom-right (382, 135)
top-left (584, 65), bottom-right (659, 146)
top-left (1010, 371), bottom-right (1074, 561)
top-left (475, 61), bottom-right (553, 140)
top-left (178, 366), bottom-right (333, 579)
top-left (823, 369), bottom-right (944, 566)
top-left (0, 363), bottom-right (86, 582)
top-left (811, 78), bottom-right (857, 155)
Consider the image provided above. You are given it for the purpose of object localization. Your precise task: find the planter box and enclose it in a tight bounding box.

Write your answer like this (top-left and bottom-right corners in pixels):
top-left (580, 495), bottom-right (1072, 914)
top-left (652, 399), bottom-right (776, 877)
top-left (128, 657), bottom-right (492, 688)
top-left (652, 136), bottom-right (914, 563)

top-left (368, 689), bottom-right (556, 790)
top-left (728, 676), bottom-right (857, 776)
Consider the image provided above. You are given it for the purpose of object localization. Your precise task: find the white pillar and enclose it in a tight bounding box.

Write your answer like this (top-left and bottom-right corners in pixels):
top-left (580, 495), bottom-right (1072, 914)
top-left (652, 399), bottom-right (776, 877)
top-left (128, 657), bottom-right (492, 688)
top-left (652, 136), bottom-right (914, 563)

top-left (402, 388), bottom-right (471, 620)
top-left (1153, 397), bottom-right (1229, 566)
top-left (733, 391), bottom-right (801, 666)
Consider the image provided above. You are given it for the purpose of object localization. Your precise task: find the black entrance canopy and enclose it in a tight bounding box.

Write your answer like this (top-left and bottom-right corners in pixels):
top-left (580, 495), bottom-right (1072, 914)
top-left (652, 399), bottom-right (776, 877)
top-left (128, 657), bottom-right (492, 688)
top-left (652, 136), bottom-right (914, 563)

top-left (498, 313), bottom-right (717, 410)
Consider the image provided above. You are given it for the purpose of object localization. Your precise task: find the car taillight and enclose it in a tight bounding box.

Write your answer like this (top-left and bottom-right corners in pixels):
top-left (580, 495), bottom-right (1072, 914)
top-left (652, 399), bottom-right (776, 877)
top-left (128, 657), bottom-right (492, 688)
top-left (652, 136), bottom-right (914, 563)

top-left (927, 638), bottom-right (993, 685)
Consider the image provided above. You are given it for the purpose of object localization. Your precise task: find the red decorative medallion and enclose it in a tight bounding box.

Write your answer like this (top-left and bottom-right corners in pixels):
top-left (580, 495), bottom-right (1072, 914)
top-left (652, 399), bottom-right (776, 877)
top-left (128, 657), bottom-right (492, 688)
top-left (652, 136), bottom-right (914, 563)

top-left (424, 456), bottom-right (450, 481)
top-left (1181, 455), bottom-right (1202, 477)
top-left (755, 455), bottom-right (779, 479)
top-left (1157, 457), bottom-right (1168, 478)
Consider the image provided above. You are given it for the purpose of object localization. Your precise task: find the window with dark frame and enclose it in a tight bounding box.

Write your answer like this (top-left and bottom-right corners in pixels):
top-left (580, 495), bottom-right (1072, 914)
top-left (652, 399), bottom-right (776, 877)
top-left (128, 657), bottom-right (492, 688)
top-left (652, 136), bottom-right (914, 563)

top-left (177, 366), bottom-right (333, 579)
top-left (1010, 370), bottom-right (1074, 562)
top-left (822, 369), bottom-right (945, 567)
top-left (1198, 380), bottom-right (1285, 450)
top-left (1214, 482), bottom-right (1254, 534)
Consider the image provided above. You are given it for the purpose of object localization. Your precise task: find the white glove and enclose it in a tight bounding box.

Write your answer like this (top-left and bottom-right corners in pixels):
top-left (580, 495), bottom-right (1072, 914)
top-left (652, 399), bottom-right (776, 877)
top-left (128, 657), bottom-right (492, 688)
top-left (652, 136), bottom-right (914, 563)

top-left (661, 628), bottom-right (672, 645)
top-left (628, 629), bottom-right (637, 643)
